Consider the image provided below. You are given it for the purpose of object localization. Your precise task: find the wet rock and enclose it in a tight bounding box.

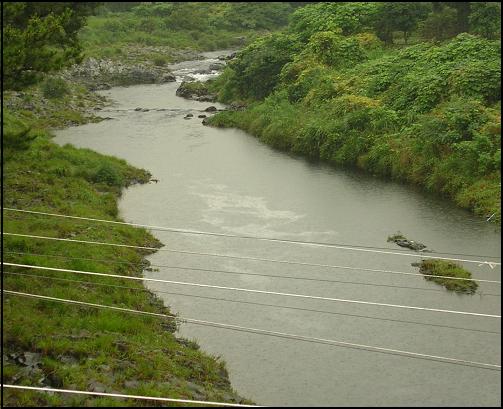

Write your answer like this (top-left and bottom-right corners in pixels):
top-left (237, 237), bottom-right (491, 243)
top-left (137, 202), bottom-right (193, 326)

top-left (202, 117), bottom-right (210, 126)
top-left (388, 232), bottom-right (427, 251)
top-left (159, 73), bottom-right (176, 83)
top-left (205, 106), bottom-right (217, 112)
top-left (184, 113), bottom-right (194, 119)
top-left (134, 107), bottom-right (142, 111)
top-left (196, 94), bottom-right (217, 102)
top-left (193, 68), bottom-right (212, 75)
top-left (93, 83), bottom-right (111, 90)
top-left (209, 62), bottom-right (225, 71)
top-left (198, 114), bottom-right (207, 118)
top-left (141, 108), bottom-right (150, 112)
top-left (395, 239), bottom-right (426, 251)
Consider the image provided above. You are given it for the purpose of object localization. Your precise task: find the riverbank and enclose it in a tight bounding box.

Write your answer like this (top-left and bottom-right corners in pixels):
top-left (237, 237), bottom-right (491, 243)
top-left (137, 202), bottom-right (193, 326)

top-left (203, 32), bottom-right (501, 225)
top-left (3, 69), bottom-right (251, 406)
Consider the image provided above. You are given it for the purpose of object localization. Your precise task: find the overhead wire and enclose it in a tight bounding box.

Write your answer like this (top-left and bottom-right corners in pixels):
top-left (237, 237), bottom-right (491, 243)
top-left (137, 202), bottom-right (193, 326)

top-left (5, 270), bottom-right (500, 335)
top-left (4, 263), bottom-right (501, 318)
top-left (3, 208), bottom-right (501, 264)
top-left (1, 384), bottom-right (256, 407)
top-left (5, 251), bottom-right (500, 295)
top-left (3, 233), bottom-right (501, 282)
top-left (3, 289), bottom-right (501, 371)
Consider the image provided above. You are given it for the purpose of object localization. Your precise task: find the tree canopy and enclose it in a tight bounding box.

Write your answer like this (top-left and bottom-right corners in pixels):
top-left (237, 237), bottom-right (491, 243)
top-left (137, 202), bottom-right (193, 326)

top-left (3, 2), bottom-right (101, 89)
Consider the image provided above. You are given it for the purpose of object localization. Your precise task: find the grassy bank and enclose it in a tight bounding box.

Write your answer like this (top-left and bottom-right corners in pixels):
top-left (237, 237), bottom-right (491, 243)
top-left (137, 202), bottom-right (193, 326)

top-left (207, 32), bottom-right (501, 223)
top-left (3, 92), bottom-right (250, 405)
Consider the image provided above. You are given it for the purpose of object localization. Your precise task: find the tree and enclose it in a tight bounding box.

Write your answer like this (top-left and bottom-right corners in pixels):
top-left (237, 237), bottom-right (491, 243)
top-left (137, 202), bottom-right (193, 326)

top-left (2, 2), bottom-right (101, 89)
top-left (226, 32), bottom-right (302, 100)
top-left (420, 4), bottom-right (459, 41)
top-left (446, 2), bottom-right (471, 33)
top-left (373, 2), bottom-right (429, 44)
top-left (469, 2), bottom-right (501, 39)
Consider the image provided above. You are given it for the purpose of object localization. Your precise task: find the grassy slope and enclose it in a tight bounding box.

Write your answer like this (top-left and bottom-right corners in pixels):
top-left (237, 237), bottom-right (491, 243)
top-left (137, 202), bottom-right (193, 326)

top-left (2, 89), bottom-right (251, 405)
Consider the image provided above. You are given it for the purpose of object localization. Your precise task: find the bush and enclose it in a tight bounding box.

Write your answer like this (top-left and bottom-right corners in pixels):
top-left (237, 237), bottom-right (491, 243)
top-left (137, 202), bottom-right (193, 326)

top-left (41, 77), bottom-right (70, 99)
top-left (93, 163), bottom-right (124, 187)
top-left (152, 56), bottom-right (168, 66)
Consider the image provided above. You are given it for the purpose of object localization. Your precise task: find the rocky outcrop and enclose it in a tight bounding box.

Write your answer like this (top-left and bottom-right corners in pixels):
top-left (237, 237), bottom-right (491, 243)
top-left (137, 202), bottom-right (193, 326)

top-left (387, 232), bottom-right (428, 251)
top-left (62, 57), bottom-right (177, 89)
top-left (176, 81), bottom-right (217, 102)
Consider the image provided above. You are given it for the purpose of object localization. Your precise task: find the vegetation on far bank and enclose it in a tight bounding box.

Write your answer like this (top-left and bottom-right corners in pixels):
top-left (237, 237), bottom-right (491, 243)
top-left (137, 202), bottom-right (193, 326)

top-left (205, 2), bottom-right (501, 223)
top-left (80, 2), bottom-right (299, 62)
top-left (413, 260), bottom-right (478, 294)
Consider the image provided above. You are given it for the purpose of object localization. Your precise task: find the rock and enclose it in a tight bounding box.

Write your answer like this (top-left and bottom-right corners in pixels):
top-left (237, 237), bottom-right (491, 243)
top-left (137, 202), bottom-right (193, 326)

top-left (229, 102), bottom-right (246, 111)
top-left (193, 68), bottom-right (212, 75)
top-left (196, 94), bottom-right (217, 102)
top-left (124, 380), bottom-right (141, 389)
top-left (395, 239), bottom-right (426, 251)
top-left (202, 117), bottom-right (210, 126)
top-left (94, 83), bottom-right (111, 90)
top-left (185, 382), bottom-right (207, 400)
top-left (198, 114), bottom-right (207, 118)
top-left (134, 107), bottom-right (142, 111)
top-left (205, 106), bottom-right (217, 112)
top-left (184, 113), bottom-right (194, 119)
top-left (209, 62), bottom-right (225, 71)
top-left (141, 108), bottom-right (150, 112)
top-left (159, 73), bottom-right (176, 83)
top-left (88, 381), bottom-right (107, 393)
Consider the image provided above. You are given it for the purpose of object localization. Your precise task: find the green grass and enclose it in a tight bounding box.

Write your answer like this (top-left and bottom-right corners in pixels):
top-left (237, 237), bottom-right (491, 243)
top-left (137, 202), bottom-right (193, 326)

top-left (2, 107), bottom-right (251, 405)
top-left (414, 260), bottom-right (478, 294)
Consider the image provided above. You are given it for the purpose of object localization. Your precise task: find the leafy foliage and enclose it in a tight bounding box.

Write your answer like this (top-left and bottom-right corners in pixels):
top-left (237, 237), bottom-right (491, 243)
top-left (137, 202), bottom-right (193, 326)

top-left (415, 260), bottom-right (478, 294)
top-left (210, 21), bottom-right (501, 222)
top-left (41, 77), bottom-right (70, 99)
top-left (2, 2), bottom-right (101, 89)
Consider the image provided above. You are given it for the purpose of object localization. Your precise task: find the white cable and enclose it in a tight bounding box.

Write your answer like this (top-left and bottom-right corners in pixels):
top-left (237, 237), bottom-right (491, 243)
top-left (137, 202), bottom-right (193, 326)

top-left (3, 233), bottom-right (501, 283)
top-left (4, 263), bottom-right (500, 318)
top-left (3, 290), bottom-right (501, 370)
top-left (3, 208), bottom-right (500, 265)
top-left (1, 384), bottom-right (256, 407)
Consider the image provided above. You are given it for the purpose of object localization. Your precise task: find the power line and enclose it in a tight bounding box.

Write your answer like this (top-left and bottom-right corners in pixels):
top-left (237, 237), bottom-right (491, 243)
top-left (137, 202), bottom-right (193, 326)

top-left (4, 263), bottom-right (501, 318)
top-left (3, 233), bottom-right (501, 282)
top-left (1, 384), bottom-right (256, 407)
top-left (5, 271), bottom-right (500, 335)
top-left (7, 251), bottom-right (499, 295)
top-left (3, 209), bottom-right (501, 264)
top-left (3, 290), bottom-right (501, 371)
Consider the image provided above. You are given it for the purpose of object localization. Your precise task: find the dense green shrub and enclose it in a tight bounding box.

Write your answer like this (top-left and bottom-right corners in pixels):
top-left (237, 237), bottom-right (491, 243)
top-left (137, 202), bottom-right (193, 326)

top-left (210, 27), bottom-right (501, 221)
top-left (93, 163), bottom-right (124, 187)
top-left (41, 77), bottom-right (70, 99)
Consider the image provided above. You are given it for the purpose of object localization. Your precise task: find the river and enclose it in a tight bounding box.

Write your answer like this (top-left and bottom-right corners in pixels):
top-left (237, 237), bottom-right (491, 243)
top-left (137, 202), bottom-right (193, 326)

top-left (54, 50), bottom-right (501, 406)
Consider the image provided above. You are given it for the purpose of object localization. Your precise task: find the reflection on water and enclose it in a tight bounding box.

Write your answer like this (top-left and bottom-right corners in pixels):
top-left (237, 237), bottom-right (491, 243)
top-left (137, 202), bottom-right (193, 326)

top-left (54, 53), bottom-right (501, 406)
